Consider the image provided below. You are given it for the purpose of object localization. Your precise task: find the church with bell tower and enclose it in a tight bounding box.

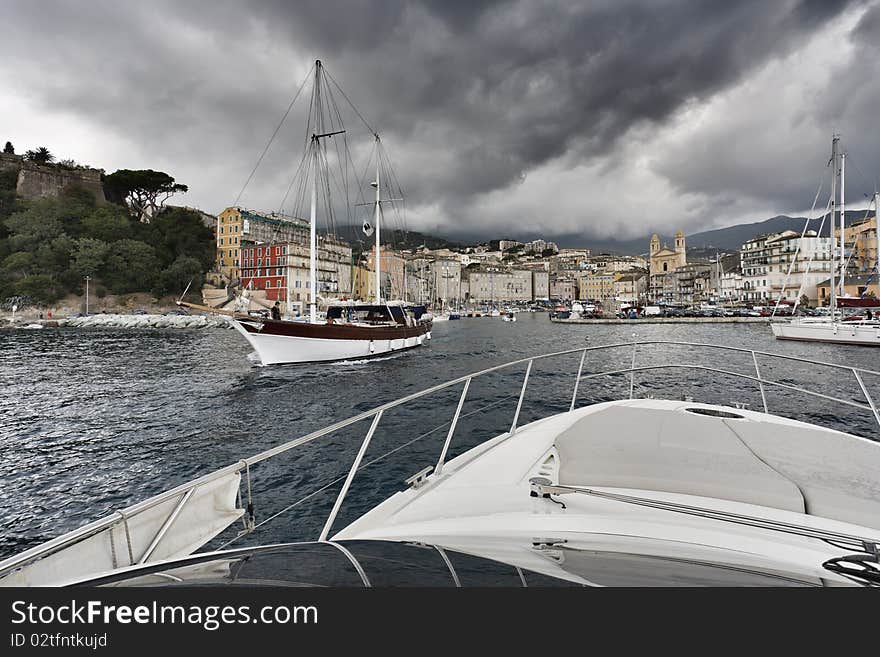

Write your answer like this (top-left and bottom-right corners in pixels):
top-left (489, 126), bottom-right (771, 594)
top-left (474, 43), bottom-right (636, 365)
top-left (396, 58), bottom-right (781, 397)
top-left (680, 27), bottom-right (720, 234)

top-left (649, 230), bottom-right (687, 276)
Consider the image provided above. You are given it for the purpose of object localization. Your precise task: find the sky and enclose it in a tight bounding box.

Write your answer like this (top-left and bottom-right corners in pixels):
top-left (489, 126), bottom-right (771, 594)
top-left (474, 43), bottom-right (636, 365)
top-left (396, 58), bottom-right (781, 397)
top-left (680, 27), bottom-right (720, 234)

top-left (2, 0), bottom-right (879, 246)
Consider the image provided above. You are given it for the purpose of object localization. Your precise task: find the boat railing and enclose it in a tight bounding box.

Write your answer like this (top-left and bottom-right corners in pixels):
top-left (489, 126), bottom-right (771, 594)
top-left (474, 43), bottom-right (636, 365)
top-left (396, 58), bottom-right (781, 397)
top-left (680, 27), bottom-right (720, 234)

top-left (2, 340), bottom-right (879, 584)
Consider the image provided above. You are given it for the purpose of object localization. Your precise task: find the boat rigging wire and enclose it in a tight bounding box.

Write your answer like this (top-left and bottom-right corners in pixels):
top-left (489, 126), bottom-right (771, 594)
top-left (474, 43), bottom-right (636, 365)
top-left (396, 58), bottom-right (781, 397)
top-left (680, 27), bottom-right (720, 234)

top-left (232, 64), bottom-right (314, 209)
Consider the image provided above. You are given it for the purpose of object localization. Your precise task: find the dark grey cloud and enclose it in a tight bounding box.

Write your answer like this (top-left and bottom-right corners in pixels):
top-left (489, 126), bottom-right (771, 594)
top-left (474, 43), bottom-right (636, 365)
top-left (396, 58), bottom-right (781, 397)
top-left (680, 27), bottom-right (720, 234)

top-left (1, 0), bottom-right (876, 242)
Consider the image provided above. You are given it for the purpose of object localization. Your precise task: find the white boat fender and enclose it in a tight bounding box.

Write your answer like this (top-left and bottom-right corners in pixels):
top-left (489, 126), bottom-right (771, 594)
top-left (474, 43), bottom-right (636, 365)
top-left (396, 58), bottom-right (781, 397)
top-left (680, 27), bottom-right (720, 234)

top-left (369, 340), bottom-right (375, 353)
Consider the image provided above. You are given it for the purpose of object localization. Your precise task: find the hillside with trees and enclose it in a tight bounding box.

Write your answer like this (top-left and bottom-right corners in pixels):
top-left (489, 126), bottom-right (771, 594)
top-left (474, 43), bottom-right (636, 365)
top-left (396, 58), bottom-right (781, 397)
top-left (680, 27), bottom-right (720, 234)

top-left (0, 149), bottom-right (212, 308)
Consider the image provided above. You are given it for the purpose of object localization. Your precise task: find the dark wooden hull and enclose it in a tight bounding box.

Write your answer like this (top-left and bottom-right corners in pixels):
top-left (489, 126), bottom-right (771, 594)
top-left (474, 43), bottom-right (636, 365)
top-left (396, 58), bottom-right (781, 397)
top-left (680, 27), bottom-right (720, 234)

top-left (241, 319), bottom-right (432, 341)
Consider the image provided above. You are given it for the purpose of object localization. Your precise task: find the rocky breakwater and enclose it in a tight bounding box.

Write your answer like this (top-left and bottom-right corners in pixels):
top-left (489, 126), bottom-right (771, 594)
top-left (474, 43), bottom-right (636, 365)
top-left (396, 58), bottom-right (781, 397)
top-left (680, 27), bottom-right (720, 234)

top-left (56, 313), bottom-right (232, 329)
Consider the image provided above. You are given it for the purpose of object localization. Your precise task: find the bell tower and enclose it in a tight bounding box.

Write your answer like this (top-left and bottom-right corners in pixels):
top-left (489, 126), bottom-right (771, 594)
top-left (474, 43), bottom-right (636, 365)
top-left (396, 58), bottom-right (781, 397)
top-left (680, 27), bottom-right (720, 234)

top-left (675, 230), bottom-right (686, 266)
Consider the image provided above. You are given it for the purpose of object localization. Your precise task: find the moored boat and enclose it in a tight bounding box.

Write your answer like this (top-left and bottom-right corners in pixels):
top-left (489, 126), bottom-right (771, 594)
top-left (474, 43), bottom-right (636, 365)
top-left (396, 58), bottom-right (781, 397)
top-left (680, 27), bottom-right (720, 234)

top-left (771, 136), bottom-right (880, 346)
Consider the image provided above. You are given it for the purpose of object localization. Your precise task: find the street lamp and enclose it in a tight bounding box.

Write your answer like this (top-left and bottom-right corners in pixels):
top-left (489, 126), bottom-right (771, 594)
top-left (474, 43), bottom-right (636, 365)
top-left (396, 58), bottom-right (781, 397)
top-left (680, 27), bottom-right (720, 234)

top-left (84, 276), bottom-right (91, 315)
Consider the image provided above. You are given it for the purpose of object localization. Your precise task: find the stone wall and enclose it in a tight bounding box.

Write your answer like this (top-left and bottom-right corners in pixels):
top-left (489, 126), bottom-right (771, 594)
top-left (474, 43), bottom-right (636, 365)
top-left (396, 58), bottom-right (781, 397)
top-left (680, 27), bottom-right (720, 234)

top-left (16, 161), bottom-right (106, 205)
top-left (0, 153), bottom-right (22, 174)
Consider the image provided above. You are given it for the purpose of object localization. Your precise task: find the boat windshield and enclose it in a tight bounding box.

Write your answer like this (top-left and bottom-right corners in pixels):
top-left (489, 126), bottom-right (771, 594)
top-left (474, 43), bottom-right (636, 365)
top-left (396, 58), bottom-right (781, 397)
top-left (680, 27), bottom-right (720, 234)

top-left (69, 540), bottom-right (821, 587)
top-left (326, 305), bottom-right (401, 324)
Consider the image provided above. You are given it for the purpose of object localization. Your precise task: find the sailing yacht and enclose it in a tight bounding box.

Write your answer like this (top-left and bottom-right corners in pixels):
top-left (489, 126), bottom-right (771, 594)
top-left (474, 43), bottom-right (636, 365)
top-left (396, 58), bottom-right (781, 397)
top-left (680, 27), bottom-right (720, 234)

top-left (188, 61), bottom-right (431, 364)
top-left (771, 136), bottom-right (880, 346)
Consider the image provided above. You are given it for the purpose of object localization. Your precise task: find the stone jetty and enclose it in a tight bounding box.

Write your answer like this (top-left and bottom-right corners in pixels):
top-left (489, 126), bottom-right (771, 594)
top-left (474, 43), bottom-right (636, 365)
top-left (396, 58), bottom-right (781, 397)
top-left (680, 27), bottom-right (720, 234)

top-left (2, 313), bottom-right (232, 329)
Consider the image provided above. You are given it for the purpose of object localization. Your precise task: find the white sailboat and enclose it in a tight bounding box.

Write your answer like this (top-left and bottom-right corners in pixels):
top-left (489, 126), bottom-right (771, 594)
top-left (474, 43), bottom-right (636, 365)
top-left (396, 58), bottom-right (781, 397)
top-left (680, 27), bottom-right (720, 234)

top-left (185, 61), bottom-right (431, 364)
top-left (771, 136), bottom-right (880, 345)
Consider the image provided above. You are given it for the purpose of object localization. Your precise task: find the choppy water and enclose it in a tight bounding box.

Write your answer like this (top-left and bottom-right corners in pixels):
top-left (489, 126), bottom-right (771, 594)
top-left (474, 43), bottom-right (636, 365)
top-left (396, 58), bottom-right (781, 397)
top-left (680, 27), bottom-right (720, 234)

top-left (2, 315), bottom-right (880, 561)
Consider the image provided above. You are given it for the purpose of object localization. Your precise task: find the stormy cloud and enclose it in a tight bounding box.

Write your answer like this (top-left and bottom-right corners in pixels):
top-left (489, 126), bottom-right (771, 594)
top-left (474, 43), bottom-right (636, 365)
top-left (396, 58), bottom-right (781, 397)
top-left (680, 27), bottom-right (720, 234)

top-left (1, 0), bottom-right (878, 244)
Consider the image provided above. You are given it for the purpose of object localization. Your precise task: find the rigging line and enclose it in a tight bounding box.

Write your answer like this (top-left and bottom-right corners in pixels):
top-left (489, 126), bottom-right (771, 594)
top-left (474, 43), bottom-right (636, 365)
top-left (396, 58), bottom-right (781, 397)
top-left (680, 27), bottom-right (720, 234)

top-left (842, 150), bottom-right (879, 199)
top-left (215, 391), bottom-right (521, 549)
top-left (793, 195), bottom-right (833, 307)
top-left (772, 176), bottom-right (824, 317)
top-left (318, 140), bottom-right (336, 235)
top-left (276, 140), bottom-right (312, 219)
top-left (324, 79), bottom-right (359, 227)
top-left (231, 64), bottom-right (314, 209)
top-left (323, 66), bottom-right (378, 137)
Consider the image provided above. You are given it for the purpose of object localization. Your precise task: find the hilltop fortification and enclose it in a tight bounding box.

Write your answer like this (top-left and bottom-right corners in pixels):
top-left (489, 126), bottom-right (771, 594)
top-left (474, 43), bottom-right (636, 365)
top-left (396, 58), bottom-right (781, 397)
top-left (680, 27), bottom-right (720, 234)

top-left (0, 152), bottom-right (106, 205)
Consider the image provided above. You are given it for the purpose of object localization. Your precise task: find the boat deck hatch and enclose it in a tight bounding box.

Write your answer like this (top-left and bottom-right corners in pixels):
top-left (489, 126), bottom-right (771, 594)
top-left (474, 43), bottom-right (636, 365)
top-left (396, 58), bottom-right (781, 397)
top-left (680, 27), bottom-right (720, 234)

top-left (685, 407), bottom-right (745, 419)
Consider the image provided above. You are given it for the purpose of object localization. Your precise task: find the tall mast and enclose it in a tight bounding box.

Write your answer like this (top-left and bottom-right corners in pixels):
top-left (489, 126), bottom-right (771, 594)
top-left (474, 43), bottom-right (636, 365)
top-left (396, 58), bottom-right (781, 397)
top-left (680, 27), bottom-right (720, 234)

top-left (307, 61), bottom-right (346, 322)
top-left (309, 134), bottom-right (318, 324)
top-left (829, 135), bottom-right (838, 314)
top-left (839, 150), bottom-right (846, 296)
top-left (374, 137), bottom-right (381, 305)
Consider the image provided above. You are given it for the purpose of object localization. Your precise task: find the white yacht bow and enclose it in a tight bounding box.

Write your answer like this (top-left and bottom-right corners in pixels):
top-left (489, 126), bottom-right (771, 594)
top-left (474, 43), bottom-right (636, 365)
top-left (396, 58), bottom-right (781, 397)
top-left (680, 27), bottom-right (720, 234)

top-left (3, 341), bottom-right (879, 586)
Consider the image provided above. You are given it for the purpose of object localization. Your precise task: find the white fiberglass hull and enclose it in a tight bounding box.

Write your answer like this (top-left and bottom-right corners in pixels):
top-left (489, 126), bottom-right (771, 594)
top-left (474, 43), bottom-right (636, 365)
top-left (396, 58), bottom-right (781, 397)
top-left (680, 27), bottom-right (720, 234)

top-left (230, 319), bottom-right (431, 365)
top-left (771, 319), bottom-right (880, 346)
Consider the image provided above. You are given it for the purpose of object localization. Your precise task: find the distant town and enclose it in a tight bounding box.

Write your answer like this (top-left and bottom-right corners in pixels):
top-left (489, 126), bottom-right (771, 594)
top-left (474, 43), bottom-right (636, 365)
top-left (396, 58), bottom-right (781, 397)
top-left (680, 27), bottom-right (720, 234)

top-left (1, 142), bottom-right (877, 318)
top-left (213, 205), bottom-right (879, 315)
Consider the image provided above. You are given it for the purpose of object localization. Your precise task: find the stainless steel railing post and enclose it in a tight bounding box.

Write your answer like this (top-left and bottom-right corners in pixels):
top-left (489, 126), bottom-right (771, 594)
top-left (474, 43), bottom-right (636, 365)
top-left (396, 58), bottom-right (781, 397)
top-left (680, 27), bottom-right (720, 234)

top-left (629, 340), bottom-right (637, 400)
top-left (319, 410), bottom-right (384, 542)
top-left (852, 369), bottom-right (880, 429)
top-left (570, 349), bottom-right (587, 412)
top-left (435, 378), bottom-right (471, 476)
top-left (509, 360), bottom-right (533, 435)
top-left (752, 351), bottom-right (769, 413)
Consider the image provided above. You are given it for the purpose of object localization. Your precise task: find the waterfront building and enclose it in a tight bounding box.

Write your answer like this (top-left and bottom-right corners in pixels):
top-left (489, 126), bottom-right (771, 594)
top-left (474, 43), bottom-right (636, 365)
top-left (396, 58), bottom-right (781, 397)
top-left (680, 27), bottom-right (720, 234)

top-left (838, 215), bottom-right (878, 274)
top-left (532, 271), bottom-right (550, 300)
top-left (740, 230), bottom-right (832, 303)
top-left (612, 271), bottom-right (648, 305)
top-left (550, 277), bottom-right (577, 301)
top-left (239, 236), bottom-right (352, 311)
top-left (713, 270), bottom-right (744, 304)
top-left (432, 258), bottom-right (463, 307)
top-left (671, 263), bottom-right (714, 306)
top-left (465, 267), bottom-right (533, 302)
top-left (351, 263), bottom-right (373, 302)
top-left (577, 272), bottom-right (615, 302)
top-left (816, 274), bottom-right (880, 304)
top-left (365, 246), bottom-right (407, 301)
top-left (216, 207), bottom-right (310, 282)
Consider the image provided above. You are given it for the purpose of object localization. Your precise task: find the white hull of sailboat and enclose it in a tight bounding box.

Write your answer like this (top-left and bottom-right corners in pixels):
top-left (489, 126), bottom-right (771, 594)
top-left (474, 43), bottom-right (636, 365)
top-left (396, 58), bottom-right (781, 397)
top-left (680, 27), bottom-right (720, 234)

top-left (230, 320), bottom-right (431, 365)
top-left (771, 319), bottom-right (880, 346)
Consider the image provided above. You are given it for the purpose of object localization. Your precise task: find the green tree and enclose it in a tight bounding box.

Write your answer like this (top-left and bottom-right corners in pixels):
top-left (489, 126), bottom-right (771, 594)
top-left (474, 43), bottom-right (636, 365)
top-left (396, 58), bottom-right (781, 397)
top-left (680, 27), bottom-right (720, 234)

top-left (3, 141), bottom-right (13, 154)
top-left (71, 237), bottom-right (109, 277)
top-left (15, 274), bottom-right (64, 305)
top-left (81, 206), bottom-right (133, 242)
top-left (156, 254), bottom-right (203, 296)
top-left (103, 240), bottom-right (160, 294)
top-left (33, 235), bottom-right (75, 278)
top-left (4, 202), bottom-right (65, 252)
top-left (24, 146), bottom-right (54, 164)
top-left (2, 251), bottom-right (36, 280)
top-left (141, 207), bottom-right (213, 270)
top-left (104, 169), bottom-right (188, 222)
